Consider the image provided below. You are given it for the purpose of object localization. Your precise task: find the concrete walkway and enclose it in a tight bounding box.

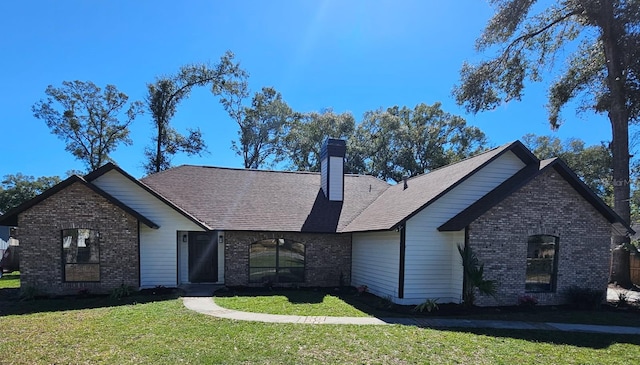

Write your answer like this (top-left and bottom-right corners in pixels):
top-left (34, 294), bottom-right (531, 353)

top-left (182, 296), bottom-right (640, 335)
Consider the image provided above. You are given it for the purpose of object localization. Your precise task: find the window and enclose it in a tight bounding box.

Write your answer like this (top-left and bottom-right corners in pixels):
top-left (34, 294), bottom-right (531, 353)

top-left (525, 235), bottom-right (559, 292)
top-left (249, 238), bottom-right (305, 283)
top-left (62, 229), bottom-right (100, 282)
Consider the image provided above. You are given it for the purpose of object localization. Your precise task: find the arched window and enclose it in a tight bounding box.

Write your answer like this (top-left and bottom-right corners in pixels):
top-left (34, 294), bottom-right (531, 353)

top-left (249, 238), bottom-right (305, 283)
top-left (525, 235), bottom-right (559, 292)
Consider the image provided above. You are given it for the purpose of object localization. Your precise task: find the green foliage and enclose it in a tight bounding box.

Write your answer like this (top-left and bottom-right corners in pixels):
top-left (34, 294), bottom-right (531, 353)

top-left (110, 283), bottom-right (134, 300)
top-left (281, 109), bottom-right (356, 171)
top-left (455, 1), bottom-right (640, 128)
top-left (414, 298), bottom-right (439, 313)
top-left (458, 244), bottom-right (497, 306)
top-left (456, 0), bottom-right (640, 286)
top-left (32, 80), bottom-right (143, 171)
top-left (231, 87), bottom-right (295, 169)
top-left (144, 51), bottom-right (246, 174)
top-left (563, 286), bottom-right (605, 310)
top-left (0, 174), bottom-right (61, 213)
top-left (0, 271), bottom-right (20, 289)
top-left (352, 102), bottom-right (486, 181)
top-left (522, 134), bottom-right (613, 202)
top-left (20, 285), bottom-right (40, 301)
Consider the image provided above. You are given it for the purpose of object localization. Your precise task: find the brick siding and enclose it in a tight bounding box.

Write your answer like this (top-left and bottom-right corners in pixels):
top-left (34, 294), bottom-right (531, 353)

top-left (17, 182), bottom-right (139, 296)
top-left (468, 168), bottom-right (611, 306)
top-left (224, 231), bottom-right (351, 287)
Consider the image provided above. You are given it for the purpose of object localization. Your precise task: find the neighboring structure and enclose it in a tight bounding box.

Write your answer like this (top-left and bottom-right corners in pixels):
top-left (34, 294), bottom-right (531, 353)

top-left (0, 139), bottom-right (631, 306)
top-left (0, 226), bottom-right (19, 274)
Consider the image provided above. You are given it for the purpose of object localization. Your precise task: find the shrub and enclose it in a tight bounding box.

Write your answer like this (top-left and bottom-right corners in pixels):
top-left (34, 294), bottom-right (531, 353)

top-left (563, 286), bottom-right (604, 310)
top-left (77, 288), bottom-right (91, 298)
top-left (20, 285), bottom-right (40, 301)
top-left (414, 298), bottom-right (440, 313)
top-left (518, 295), bottom-right (538, 308)
top-left (458, 244), bottom-right (497, 306)
top-left (616, 291), bottom-right (629, 307)
top-left (356, 285), bottom-right (368, 295)
top-left (110, 283), bottom-right (134, 300)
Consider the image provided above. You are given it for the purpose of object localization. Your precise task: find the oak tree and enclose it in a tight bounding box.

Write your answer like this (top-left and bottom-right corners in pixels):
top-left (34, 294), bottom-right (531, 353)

top-left (455, 0), bottom-right (640, 287)
top-left (144, 51), bottom-right (246, 174)
top-left (32, 81), bottom-right (143, 171)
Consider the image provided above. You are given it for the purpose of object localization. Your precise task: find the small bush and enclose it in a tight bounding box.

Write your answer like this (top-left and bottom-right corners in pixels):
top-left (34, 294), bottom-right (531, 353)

top-left (110, 283), bottom-right (134, 300)
top-left (414, 298), bottom-right (439, 313)
top-left (616, 291), bottom-right (629, 307)
top-left (77, 288), bottom-right (91, 298)
top-left (563, 286), bottom-right (604, 310)
top-left (518, 295), bottom-right (538, 308)
top-left (20, 285), bottom-right (40, 301)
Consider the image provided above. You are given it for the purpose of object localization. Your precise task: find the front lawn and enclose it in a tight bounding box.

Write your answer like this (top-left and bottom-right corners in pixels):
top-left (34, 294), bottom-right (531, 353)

top-left (214, 289), bottom-right (372, 317)
top-left (0, 297), bottom-right (638, 364)
top-left (0, 271), bottom-right (19, 289)
top-left (214, 288), bottom-right (640, 327)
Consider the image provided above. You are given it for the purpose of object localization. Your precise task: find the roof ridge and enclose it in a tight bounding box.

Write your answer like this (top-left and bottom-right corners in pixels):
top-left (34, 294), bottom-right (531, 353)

top-left (404, 142), bottom-right (515, 182)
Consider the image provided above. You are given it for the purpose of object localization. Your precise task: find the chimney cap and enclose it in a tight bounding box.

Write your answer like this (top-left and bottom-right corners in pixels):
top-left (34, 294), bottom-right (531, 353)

top-left (321, 138), bottom-right (346, 159)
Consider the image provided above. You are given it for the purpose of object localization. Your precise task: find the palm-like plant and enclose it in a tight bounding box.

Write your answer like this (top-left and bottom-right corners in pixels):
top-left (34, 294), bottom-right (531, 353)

top-left (458, 244), bottom-right (497, 307)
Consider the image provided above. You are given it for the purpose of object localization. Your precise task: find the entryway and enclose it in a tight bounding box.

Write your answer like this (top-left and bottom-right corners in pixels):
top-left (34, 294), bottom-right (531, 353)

top-left (188, 232), bottom-right (218, 283)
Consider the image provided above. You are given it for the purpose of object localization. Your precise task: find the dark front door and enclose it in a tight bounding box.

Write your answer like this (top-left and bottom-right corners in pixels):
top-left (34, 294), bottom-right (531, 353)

top-left (188, 232), bottom-right (217, 283)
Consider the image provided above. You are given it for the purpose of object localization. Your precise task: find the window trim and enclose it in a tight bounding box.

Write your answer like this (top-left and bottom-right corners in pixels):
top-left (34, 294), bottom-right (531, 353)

top-left (525, 234), bottom-right (559, 293)
top-left (61, 228), bottom-right (101, 283)
top-left (249, 238), bottom-right (305, 284)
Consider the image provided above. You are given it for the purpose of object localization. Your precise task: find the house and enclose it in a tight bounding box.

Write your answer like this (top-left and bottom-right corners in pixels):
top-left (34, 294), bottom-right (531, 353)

top-left (0, 139), bottom-right (632, 306)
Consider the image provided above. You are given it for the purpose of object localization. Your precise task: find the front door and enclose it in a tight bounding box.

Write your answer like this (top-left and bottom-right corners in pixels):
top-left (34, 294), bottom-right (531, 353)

top-left (188, 232), bottom-right (218, 283)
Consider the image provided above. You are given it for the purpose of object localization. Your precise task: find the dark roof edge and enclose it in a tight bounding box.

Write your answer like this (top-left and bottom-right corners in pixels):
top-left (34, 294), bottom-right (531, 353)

top-left (438, 158), bottom-right (634, 235)
top-left (438, 164), bottom-right (541, 231)
top-left (549, 158), bottom-right (634, 235)
top-left (0, 175), bottom-right (159, 229)
top-left (85, 163), bottom-right (211, 231)
top-left (390, 140), bottom-right (539, 230)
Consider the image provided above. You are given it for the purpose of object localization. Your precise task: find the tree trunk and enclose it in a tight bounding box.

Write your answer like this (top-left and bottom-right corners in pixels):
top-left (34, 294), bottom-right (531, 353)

top-left (599, 1), bottom-right (633, 287)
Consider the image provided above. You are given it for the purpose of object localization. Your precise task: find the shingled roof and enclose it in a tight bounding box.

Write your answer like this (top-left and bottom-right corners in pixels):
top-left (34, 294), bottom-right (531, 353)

top-left (438, 157), bottom-right (635, 235)
top-left (139, 141), bottom-right (539, 233)
top-left (0, 175), bottom-right (158, 229)
top-left (342, 141), bottom-right (536, 232)
top-left (141, 166), bottom-right (389, 233)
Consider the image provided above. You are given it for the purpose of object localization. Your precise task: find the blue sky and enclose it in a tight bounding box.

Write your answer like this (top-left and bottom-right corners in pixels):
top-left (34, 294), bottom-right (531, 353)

top-left (0, 0), bottom-right (613, 179)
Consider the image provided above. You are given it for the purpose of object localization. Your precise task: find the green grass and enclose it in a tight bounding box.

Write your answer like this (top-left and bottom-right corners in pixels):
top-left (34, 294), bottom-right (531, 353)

top-left (214, 290), bottom-right (371, 317)
top-left (0, 297), bottom-right (638, 364)
top-left (0, 271), bottom-right (19, 289)
top-left (214, 289), bottom-right (640, 327)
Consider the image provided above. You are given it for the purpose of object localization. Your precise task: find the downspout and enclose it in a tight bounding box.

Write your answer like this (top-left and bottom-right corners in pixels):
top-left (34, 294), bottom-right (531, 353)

top-left (398, 223), bottom-right (406, 299)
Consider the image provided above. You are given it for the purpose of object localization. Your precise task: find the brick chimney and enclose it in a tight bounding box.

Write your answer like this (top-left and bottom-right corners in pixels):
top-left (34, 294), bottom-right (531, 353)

top-left (320, 138), bottom-right (346, 201)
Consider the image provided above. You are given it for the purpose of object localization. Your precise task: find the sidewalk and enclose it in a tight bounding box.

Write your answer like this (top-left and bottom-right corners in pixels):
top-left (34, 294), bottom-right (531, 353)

top-left (182, 296), bottom-right (640, 335)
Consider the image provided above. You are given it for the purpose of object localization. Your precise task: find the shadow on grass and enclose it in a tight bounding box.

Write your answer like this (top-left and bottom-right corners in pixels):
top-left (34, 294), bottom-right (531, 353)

top-left (217, 287), bottom-right (329, 304)
top-left (217, 287), bottom-right (406, 317)
top-left (443, 327), bottom-right (640, 349)
top-left (0, 287), bottom-right (182, 317)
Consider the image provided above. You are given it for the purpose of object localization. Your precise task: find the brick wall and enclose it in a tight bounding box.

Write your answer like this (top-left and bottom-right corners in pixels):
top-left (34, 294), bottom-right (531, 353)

top-left (468, 168), bottom-right (611, 306)
top-left (17, 181), bottom-right (139, 296)
top-left (224, 231), bottom-right (351, 287)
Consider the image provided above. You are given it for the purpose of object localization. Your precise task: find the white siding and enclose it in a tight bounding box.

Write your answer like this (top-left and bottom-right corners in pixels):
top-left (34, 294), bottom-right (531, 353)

top-left (352, 231), bottom-right (400, 300)
top-left (321, 158), bottom-right (328, 198)
top-left (92, 170), bottom-right (204, 288)
top-left (328, 156), bottom-right (344, 201)
top-left (400, 151), bottom-right (525, 305)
